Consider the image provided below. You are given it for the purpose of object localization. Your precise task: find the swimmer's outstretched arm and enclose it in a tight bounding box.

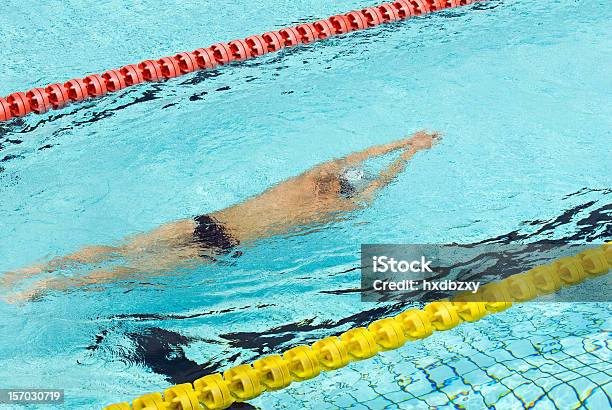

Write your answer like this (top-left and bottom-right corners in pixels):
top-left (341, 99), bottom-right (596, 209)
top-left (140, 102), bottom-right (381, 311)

top-left (334, 137), bottom-right (416, 167)
top-left (315, 131), bottom-right (438, 175)
top-left (356, 131), bottom-right (441, 203)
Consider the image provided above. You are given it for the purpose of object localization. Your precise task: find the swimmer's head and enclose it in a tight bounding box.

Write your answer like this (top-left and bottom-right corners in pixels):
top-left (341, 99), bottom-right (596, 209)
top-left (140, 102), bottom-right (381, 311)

top-left (338, 167), bottom-right (372, 198)
top-left (313, 167), bottom-right (372, 199)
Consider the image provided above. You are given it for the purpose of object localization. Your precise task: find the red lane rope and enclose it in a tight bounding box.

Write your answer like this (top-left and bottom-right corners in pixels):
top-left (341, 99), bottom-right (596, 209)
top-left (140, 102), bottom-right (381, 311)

top-left (0, 0), bottom-right (478, 123)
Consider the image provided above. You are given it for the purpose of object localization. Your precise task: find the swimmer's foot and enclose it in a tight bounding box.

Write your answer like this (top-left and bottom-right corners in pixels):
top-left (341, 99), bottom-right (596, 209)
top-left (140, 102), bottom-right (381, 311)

top-left (0, 265), bottom-right (47, 289)
top-left (2, 277), bottom-right (76, 304)
top-left (3, 284), bottom-right (48, 304)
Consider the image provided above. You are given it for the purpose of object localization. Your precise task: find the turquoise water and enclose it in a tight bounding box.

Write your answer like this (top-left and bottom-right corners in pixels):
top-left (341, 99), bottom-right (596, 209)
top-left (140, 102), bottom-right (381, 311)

top-left (1, 0), bottom-right (611, 409)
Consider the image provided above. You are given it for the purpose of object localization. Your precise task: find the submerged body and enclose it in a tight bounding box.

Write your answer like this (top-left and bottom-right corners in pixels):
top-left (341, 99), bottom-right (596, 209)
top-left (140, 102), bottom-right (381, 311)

top-left (2, 131), bottom-right (440, 299)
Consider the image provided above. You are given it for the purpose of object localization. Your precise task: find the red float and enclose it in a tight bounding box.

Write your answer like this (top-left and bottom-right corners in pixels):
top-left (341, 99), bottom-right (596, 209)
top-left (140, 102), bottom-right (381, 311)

top-left (345, 11), bottom-right (368, 30)
top-left (0, 98), bottom-right (13, 121)
top-left (84, 74), bottom-right (108, 97)
top-left (328, 15), bottom-right (352, 34)
top-left (245, 35), bottom-right (267, 56)
top-left (158, 57), bottom-right (181, 79)
top-left (362, 7), bottom-right (385, 26)
top-left (192, 48), bottom-right (218, 69)
top-left (7, 92), bottom-right (32, 117)
top-left (295, 23), bottom-right (317, 44)
top-left (278, 27), bottom-right (301, 47)
top-left (423, 0), bottom-right (443, 12)
top-left (64, 79), bottom-right (89, 102)
top-left (26, 88), bottom-right (52, 114)
top-left (378, 3), bottom-right (401, 21)
top-left (262, 31), bottom-right (284, 52)
top-left (119, 65), bottom-right (145, 86)
top-left (45, 84), bottom-right (69, 109)
top-left (138, 60), bottom-right (163, 81)
top-left (209, 43), bottom-right (233, 65)
top-left (393, 0), bottom-right (414, 18)
top-left (411, 0), bottom-right (430, 14)
top-left (102, 70), bottom-right (127, 92)
top-left (174, 52), bottom-right (199, 73)
top-left (228, 39), bottom-right (252, 60)
top-left (312, 19), bottom-right (334, 40)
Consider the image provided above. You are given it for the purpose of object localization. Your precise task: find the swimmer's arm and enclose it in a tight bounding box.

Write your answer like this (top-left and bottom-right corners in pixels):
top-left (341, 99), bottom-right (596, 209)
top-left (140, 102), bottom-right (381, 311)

top-left (355, 131), bottom-right (441, 203)
top-left (336, 138), bottom-right (413, 167)
top-left (356, 148), bottom-right (417, 203)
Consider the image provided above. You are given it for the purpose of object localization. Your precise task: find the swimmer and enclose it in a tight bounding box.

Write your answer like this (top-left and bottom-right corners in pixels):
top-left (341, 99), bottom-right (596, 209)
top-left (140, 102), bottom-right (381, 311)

top-left (2, 131), bottom-right (440, 299)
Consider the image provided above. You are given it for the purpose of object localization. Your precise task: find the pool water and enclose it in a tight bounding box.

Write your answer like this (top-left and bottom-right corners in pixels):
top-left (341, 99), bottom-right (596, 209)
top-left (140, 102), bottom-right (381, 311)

top-left (0, 0), bottom-right (611, 409)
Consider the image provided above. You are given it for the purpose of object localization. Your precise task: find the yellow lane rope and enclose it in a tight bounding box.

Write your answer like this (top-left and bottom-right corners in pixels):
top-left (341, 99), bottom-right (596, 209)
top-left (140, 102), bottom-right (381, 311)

top-left (104, 243), bottom-right (611, 410)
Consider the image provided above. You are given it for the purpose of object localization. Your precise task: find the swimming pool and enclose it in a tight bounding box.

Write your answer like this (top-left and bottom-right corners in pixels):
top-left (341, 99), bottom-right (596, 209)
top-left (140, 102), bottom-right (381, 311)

top-left (1, 0), bottom-right (611, 408)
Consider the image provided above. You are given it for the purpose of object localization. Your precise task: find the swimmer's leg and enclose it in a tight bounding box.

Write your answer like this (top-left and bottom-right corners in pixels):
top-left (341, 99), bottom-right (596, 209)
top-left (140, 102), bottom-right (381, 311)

top-left (1, 245), bottom-right (121, 289)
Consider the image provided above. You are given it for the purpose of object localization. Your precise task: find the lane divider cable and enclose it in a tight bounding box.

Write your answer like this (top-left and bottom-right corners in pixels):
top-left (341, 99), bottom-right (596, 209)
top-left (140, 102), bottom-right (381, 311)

top-left (0, 1), bottom-right (479, 123)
